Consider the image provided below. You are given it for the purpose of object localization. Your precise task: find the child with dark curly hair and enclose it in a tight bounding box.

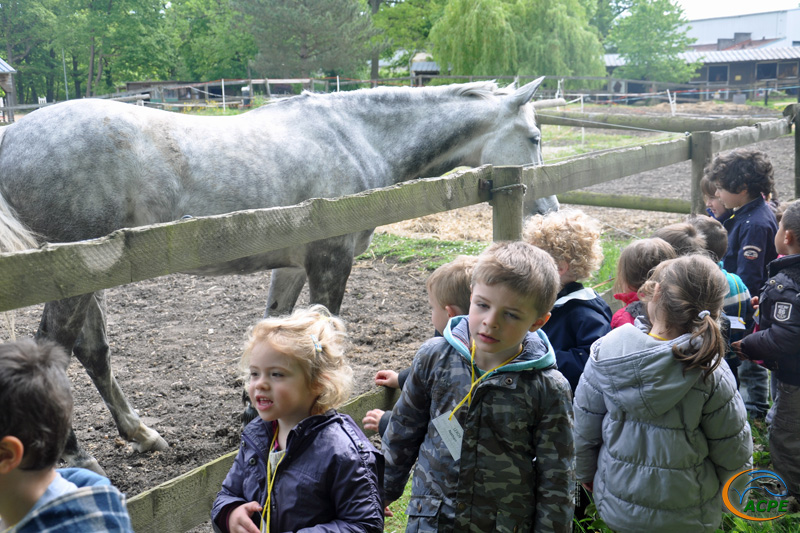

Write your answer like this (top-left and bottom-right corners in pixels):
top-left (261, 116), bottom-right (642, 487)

top-left (705, 148), bottom-right (778, 419)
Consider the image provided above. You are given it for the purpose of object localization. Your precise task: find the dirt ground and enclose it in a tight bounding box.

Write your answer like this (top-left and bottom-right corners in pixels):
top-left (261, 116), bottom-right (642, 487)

top-left (3, 101), bottom-right (796, 528)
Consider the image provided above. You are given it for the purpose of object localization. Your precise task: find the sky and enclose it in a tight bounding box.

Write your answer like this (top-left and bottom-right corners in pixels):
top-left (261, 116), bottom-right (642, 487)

top-left (674, 0), bottom-right (800, 21)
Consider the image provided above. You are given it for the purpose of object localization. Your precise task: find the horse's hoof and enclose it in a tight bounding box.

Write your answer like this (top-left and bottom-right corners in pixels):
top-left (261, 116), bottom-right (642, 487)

top-left (131, 423), bottom-right (169, 452)
top-left (78, 457), bottom-right (108, 476)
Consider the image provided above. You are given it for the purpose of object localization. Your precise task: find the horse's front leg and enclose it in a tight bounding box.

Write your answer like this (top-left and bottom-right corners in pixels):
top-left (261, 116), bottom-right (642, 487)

top-left (304, 235), bottom-right (357, 316)
top-left (36, 293), bottom-right (104, 473)
top-left (73, 291), bottom-right (168, 454)
top-left (265, 267), bottom-right (307, 317)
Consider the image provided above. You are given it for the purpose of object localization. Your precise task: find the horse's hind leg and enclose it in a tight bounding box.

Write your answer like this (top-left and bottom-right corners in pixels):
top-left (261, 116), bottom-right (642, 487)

top-left (36, 293), bottom-right (104, 472)
top-left (304, 236), bottom-right (357, 316)
top-left (73, 291), bottom-right (168, 453)
top-left (265, 267), bottom-right (307, 317)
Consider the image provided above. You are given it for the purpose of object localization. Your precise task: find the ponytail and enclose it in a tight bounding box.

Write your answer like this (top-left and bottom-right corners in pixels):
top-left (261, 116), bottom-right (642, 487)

top-left (642, 255), bottom-right (728, 380)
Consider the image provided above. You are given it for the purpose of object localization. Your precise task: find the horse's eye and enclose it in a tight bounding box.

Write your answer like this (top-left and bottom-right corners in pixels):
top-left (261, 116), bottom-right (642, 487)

top-left (529, 136), bottom-right (540, 146)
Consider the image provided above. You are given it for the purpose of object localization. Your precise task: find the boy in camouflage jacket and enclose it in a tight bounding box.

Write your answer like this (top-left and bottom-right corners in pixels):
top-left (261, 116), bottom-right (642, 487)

top-left (382, 241), bottom-right (575, 532)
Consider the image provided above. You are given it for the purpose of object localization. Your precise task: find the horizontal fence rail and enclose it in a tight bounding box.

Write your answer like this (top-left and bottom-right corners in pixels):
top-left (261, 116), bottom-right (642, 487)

top-left (0, 112), bottom-right (793, 314)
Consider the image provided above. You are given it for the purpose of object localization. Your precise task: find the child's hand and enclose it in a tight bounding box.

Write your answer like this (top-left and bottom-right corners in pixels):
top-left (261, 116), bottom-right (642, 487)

top-left (751, 296), bottom-right (760, 309)
top-left (228, 502), bottom-right (262, 533)
top-left (383, 505), bottom-right (394, 517)
top-left (581, 481), bottom-right (594, 493)
top-left (362, 409), bottom-right (385, 432)
top-left (374, 370), bottom-right (400, 388)
top-left (731, 340), bottom-right (746, 360)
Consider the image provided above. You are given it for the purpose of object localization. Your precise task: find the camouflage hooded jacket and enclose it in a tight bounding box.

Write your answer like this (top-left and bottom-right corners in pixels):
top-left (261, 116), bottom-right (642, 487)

top-left (382, 316), bottom-right (575, 532)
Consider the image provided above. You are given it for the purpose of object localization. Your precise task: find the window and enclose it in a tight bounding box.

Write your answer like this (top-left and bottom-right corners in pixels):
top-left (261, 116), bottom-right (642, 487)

top-left (778, 61), bottom-right (799, 79)
top-left (756, 62), bottom-right (777, 80)
top-left (708, 65), bottom-right (728, 83)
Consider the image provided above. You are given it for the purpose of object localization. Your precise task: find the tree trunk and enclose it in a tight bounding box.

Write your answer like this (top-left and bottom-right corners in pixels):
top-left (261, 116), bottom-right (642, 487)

top-left (368, 0), bottom-right (382, 83)
top-left (86, 38), bottom-right (96, 97)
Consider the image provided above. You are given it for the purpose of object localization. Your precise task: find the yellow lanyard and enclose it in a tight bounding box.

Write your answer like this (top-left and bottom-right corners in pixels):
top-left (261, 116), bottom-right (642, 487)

top-left (260, 427), bottom-right (286, 533)
top-left (648, 332), bottom-right (668, 341)
top-left (449, 339), bottom-right (522, 420)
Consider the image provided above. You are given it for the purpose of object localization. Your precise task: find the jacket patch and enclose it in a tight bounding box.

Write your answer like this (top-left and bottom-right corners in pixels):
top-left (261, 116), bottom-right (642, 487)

top-left (743, 245), bottom-right (762, 260)
top-left (774, 302), bottom-right (793, 322)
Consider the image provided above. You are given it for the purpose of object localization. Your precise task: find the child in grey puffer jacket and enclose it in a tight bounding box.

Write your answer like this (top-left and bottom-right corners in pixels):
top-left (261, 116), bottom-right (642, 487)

top-left (574, 255), bottom-right (752, 533)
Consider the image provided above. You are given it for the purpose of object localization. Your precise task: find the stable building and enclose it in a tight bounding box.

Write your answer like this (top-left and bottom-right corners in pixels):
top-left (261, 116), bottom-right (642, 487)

top-left (0, 56), bottom-right (16, 122)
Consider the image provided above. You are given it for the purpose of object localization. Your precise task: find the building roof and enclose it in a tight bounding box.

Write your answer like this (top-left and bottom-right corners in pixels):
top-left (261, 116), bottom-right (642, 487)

top-left (605, 46), bottom-right (800, 67)
top-left (0, 56), bottom-right (15, 74)
top-left (411, 61), bottom-right (440, 74)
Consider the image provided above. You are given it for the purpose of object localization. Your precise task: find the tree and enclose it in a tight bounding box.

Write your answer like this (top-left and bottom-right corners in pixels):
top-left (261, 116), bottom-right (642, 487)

top-left (429, 0), bottom-right (605, 78)
top-left (232, 0), bottom-right (381, 79)
top-left (165, 0), bottom-right (257, 81)
top-left (606, 0), bottom-right (698, 83)
top-left (371, 0), bottom-right (446, 77)
top-left (429, 0), bottom-right (518, 76)
top-left (590, 0), bottom-right (632, 49)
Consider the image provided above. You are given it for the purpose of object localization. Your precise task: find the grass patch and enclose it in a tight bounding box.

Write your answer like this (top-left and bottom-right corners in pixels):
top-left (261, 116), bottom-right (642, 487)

top-left (357, 233), bottom-right (488, 270)
top-left (384, 475), bottom-right (413, 532)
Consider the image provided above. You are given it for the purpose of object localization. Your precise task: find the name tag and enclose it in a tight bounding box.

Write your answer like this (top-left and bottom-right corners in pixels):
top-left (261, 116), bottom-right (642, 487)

top-left (432, 412), bottom-right (463, 461)
top-left (730, 317), bottom-right (746, 330)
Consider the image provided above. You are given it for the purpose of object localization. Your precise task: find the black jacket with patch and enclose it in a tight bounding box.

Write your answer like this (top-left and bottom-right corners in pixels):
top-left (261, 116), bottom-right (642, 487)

top-left (740, 253), bottom-right (800, 385)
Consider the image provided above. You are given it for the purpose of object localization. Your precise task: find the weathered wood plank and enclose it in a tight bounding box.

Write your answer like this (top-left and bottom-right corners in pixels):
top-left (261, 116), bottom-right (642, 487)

top-left (525, 137), bottom-right (691, 196)
top-left (557, 191), bottom-right (691, 214)
top-left (691, 131), bottom-right (713, 215)
top-left (0, 167), bottom-right (493, 313)
top-left (537, 110), bottom-right (777, 133)
top-left (126, 388), bottom-right (399, 533)
top-left (711, 118), bottom-right (792, 153)
top-left (491, 166), bottom-right (525, 241)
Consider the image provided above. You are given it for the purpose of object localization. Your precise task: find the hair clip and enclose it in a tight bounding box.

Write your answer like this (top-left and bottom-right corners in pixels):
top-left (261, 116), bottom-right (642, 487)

top-left (310, 334), bottom-right (322, 353)
top-left (697, 310), bottom-right (710, 319)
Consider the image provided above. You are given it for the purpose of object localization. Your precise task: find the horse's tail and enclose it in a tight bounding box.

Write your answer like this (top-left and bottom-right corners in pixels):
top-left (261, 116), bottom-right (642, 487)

top-left (0, 127), bottom-right (39, 253)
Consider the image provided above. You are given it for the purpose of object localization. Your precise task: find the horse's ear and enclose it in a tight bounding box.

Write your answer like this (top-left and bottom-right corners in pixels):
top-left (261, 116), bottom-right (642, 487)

top-left (507, 76), bottom-right (545, 108)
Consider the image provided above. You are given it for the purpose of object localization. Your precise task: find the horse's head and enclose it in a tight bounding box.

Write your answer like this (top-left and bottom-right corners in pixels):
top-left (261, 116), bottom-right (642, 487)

top-left (476, 77), bottom-right (558, 216)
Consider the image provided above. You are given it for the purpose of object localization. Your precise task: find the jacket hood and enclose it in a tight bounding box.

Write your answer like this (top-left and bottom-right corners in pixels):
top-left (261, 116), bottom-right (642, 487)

top-left (442, 315), bottom-right (556, 372)
top-left (588, 324), bottom-right (704, 418)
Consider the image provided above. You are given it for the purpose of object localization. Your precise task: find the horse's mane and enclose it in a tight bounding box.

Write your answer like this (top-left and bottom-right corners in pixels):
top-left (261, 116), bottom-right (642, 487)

top-left (282, 80), bottom-right (503, 107)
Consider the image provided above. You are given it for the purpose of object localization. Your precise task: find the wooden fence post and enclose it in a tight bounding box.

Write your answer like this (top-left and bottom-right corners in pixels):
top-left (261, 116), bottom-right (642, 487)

top-left (691, 131), bottom-right (713, 215)
top-left (491, 166), bottom-right (525, 242)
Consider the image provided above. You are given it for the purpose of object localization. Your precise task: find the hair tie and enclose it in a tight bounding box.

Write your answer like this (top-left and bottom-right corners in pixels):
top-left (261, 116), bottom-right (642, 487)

top-left (310, 334), bottom-right (322, 353)
top-left (698, 310), bottom-right (710, 319)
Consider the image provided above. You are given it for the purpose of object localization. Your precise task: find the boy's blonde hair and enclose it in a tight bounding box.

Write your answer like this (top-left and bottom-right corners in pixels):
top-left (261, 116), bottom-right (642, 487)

top-left (523, 208), bottom-right (603, 281)
top-left (472, 241), bottom-right (559, 317)
top-left (242, 305), bottom-right (353, 415)
top-left (615, 237), bottom-right (677, 293)
top-left (651, 222), bottom-right (707, 257)
top-left (426, 255), bottom-right (479, 311)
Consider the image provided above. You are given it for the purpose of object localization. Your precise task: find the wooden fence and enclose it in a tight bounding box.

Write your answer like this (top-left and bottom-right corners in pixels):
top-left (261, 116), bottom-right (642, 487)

top-left (0, 105), bottom-right (795, 532)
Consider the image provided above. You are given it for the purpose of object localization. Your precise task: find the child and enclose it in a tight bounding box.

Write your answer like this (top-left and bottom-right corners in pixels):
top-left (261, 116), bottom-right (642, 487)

top-left (651, 221), bottom-right (707, 256)
top-left (524, 208), bottom-right (612, 393)
top-left (382, 241), bottom-right (575, 532)
top-left (611, 237), bottom-right (676, 329)
top-left (705, 148), bottom-right (778, 419)
top-left (362, 255), bottom-right (477, 436)
top-left (574, 255), bottom-right (752, 532)
top-left (212, 305), bottom-right (384, 533)
top-left (0, 338), bottom-right (133, 533)
top-left (701, 175), bottom-right (732, 222)
top-left (687, 215), bottom-right (753, 385)
top-left (734, 199), bottom-right (800, 499)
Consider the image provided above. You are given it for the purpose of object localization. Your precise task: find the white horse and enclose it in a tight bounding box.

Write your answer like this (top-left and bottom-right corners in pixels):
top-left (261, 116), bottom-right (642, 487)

top-left (0, 78), bottom-right (556, 470)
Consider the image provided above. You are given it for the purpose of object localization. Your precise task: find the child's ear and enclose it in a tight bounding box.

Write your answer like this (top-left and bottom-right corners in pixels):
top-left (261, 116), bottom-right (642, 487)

top-left (785, 229), bottom-right (796, 247)
top-left (445, 305), bottom-right (465, 318)
top-left (529, 312), bottom-right (551, 332)
top-left (0, 436), bottom-right (24, 474)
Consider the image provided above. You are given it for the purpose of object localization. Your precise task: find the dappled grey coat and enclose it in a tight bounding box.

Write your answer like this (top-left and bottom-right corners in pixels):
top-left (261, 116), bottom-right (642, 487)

top-left (574, 323), bottom-right (752, 533)
top-left (382, 316), bottom-right (575, 532)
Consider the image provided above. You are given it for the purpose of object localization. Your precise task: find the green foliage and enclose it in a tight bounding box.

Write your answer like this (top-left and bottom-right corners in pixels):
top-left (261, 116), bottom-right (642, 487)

top-left (165, 0), bottom-right (257, 81)
top-left (606, 0), bottom-right (699, 83)
top-left (590, 0), bottom-right (633, 49)
top-left (383, 474), bottom-right (413, 532)
top-left (231, 0), bottom-right (381, 78)
top-left (429, 0), bottom-right (605, 78)
top-left (357, 233), bottom-right (487, 270)
top-left (372, 0), bottom-right (446, 71)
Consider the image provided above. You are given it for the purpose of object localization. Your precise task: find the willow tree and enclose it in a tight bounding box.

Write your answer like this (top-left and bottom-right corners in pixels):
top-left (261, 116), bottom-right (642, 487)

top-left (429, 0), bottom-right (604, 79)
top-left (429, 0), bottom-right (518, 76)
